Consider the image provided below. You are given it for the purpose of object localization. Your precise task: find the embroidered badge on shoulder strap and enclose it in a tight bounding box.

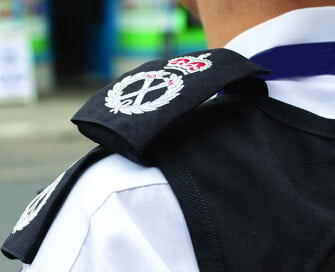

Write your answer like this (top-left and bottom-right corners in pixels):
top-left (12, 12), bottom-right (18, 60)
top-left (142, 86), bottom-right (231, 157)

top-left (72, 48), bottom-right (269, 164)
top-left (105, 70), bottom-right (183, 115)
top-left (12, 172), bottom-right (64, 234)
top-left (105, 53), bottom-right (212, 115)
top-left (1, 147), bottom-right (110, 264)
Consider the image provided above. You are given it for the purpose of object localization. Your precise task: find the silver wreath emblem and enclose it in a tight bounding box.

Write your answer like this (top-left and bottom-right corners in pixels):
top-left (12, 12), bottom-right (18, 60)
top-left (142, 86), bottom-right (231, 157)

top-left (105, 70), bottom-right (184, 115)
top-left (12, 172), bottom-right (64, 233)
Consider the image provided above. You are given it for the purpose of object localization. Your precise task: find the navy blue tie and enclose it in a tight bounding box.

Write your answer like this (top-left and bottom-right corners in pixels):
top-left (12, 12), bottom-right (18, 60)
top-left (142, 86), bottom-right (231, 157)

top-left (218, 41), bottom-right (335, 95)
top-left (250, 41), bottom-right (335, 80)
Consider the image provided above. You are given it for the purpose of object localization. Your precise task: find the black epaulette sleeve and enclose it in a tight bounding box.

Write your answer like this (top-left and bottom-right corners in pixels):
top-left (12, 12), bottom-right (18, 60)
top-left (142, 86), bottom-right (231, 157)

top-left (71, 48), bottom-right (268, 164)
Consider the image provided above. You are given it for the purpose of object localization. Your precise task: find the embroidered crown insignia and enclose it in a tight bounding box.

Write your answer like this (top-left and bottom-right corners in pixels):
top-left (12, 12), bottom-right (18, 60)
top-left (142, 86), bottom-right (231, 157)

top-left (105, 53), bottom-right (213, 115)
top-left (164, 53), bottom-right (212, 75)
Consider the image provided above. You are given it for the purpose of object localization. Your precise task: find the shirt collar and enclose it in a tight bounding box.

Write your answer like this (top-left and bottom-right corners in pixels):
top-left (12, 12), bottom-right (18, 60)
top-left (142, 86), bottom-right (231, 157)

top-left (224, 6), bottom-right (335, 58)
top-left (224, 6), bottom-right (335, 119)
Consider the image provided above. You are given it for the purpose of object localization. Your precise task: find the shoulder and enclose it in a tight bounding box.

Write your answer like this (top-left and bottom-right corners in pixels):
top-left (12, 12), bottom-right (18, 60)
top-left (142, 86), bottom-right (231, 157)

top-left (26, 154), bottom-right (199, 271)
top-left (77, 153), bottom-right (168, 210)
top-left (68, 152), bottom-right (173, 219)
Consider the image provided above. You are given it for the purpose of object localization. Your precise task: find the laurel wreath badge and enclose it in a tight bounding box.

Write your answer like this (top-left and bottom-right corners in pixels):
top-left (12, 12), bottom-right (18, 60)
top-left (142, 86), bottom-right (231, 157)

top-left (105, 70), bottom-right (184, 115)
top-left (12, 172), bottom-right (65, 233)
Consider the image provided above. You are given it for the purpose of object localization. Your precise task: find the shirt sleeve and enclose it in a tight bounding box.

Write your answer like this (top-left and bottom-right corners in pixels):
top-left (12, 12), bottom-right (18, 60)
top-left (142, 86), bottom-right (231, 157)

top-left (22, 154), bottom-right (199, 272)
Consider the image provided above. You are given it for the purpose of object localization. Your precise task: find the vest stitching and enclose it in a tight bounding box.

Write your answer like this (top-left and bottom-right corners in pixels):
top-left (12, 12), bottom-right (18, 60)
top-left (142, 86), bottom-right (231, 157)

top-left (176, 157), bottom-right (226, 272)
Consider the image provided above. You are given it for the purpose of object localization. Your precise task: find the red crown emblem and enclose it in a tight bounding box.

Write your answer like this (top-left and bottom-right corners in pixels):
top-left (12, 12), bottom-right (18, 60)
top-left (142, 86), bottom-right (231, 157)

top-left (164, 53), bottom-right (212, 75)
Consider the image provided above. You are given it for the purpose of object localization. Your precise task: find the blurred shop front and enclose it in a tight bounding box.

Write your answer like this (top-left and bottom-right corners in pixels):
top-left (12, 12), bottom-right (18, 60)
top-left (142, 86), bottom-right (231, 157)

top-left (0, 0), bottom-right (206, 104)
top-left (0, 0), bottom-right (52, 103)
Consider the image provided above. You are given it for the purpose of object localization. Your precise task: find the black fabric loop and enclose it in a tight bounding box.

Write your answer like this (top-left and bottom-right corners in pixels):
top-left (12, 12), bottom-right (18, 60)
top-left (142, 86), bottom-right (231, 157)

top-left (72, 48), bottom-right (269, 165)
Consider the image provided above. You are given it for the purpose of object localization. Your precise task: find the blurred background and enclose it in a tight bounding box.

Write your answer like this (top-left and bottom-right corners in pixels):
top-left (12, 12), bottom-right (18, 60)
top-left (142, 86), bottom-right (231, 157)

top-left (0, 0), bottom-right (206, 270)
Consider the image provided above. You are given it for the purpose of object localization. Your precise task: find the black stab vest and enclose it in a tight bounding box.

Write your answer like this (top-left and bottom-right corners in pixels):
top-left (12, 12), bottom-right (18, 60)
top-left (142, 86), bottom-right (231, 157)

top-left (2, 48), bottom-right (335, 271)
top-left (154, 92), bottom-right (335, 272)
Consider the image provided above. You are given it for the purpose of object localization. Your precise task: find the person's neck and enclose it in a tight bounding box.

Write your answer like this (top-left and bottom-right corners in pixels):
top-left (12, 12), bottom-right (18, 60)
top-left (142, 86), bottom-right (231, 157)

top-left (197, 1), bottom-right (334, 49)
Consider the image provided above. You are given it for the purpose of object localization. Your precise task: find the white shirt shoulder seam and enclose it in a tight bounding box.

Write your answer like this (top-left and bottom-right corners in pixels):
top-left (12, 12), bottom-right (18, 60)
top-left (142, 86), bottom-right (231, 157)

top-left (68, 182), bottom-right (171, 271)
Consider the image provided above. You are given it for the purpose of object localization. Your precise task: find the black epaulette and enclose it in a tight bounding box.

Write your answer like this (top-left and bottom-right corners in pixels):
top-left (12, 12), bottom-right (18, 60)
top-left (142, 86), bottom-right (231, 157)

top-left (1, 147), bottom-right (110, 263)
top-left (1, 48), bottom-right (269, 264)
top-left (71, 48), bottom-right (268, 164)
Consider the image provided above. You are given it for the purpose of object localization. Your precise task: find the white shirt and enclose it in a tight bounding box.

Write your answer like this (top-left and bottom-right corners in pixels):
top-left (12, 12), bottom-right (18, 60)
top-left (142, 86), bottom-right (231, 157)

top-left (224, 6), bottom-right (335, 119)
top-left (23, 7), bottom-right (335, 272)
